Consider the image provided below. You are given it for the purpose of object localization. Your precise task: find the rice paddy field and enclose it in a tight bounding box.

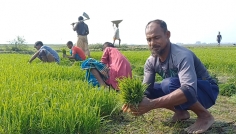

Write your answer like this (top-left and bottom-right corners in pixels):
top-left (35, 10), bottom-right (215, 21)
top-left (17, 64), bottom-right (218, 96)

top-left (0, 45), bottom-right (236, 133)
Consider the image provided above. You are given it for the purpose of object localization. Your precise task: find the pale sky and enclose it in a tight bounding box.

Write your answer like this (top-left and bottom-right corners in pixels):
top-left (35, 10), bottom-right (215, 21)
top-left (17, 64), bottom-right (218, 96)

top-left (0, 0), bottom-right (236, 45)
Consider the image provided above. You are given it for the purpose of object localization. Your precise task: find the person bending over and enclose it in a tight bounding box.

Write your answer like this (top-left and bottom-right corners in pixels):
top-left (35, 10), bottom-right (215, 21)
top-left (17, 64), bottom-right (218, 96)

top-left (29, 41), bottom-right (60, 63)
top-left (64, 41), bottom-right (86, 61)
top-left (82, 42), bottom-right (132, 90)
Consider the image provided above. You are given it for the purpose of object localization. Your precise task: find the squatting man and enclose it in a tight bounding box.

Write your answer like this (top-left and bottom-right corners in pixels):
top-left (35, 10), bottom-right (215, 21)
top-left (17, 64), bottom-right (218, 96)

top-left (122, 19), bottom-right (219, 134)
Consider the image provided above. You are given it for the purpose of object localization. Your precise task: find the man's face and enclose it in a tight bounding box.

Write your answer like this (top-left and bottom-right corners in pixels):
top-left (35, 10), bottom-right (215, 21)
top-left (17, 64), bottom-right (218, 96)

top-left (34, 45), bottom-right (41, 50)
top-left (145, 22), bottom-right (170, 57)
top-left (67, 44), bottom-right (72, 49)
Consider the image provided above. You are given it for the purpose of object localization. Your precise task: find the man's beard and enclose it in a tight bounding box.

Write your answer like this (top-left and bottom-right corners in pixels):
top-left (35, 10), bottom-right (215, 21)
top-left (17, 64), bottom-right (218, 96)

top-left (150, 47), bottom-right (164, 57)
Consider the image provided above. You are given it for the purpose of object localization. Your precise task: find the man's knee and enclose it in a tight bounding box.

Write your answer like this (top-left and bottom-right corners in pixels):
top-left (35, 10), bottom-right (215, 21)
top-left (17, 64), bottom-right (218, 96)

top-left (160, 77), bottom-right (197, 110)
top-left (196, 80), bottom-right (219, 109)
top-left (38, 49), bottom-right (47, 61)
top-left (144, 83), bottom-right (165, 99)
top-left (39, 49), bottom-right (55, 62)
top-left (161, 77), bottom-right (180, 94)
top-left (39, 49), bottom-right (47, 57)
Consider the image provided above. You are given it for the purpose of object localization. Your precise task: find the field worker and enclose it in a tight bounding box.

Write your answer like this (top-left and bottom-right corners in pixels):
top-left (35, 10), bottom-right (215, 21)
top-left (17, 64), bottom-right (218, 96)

top-left (71, 16), bottom-right (90, 57)
top-left (217, 31), bottom-right (222, 46)
top-left (29, 41), bottom-right (60, 63)
top-left (64, 41), bottom-right (86, 61)
top-left (113, 24), bottom-right (121, 47)
top-left (122, 19), bottom-right (219, 133)
top-left (82, 42), bottom-right (132, 90)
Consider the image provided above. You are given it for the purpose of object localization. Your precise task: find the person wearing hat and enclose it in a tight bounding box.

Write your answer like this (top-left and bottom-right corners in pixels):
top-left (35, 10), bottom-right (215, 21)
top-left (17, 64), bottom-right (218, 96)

top-left (71, 16), bottom-right (90, 57)
top-left (29, 41), bottom-right (60, 63)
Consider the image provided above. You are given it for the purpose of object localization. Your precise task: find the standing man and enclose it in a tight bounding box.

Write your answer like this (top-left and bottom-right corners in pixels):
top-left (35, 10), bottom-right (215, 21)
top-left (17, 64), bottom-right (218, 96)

top-left (113, 24), bottom-right (121, 47)
top-left (64, 41), bottom-right (86, 61)
top-left (122, 19), bottom-right (219, 133)
top-left (217, 31), bottom-right (222, 46)
top-left (71, 16), bottom-right (90, 57)
top-left (29, 41), bottom-right (60, 63)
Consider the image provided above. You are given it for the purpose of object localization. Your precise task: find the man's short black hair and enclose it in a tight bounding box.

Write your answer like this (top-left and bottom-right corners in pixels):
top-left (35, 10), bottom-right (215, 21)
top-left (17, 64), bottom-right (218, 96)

top-left (67, 41), bottom-right (73, 45)
top-left (146, 19), bottom-right (168, 33)
top-left (35, 41), bottom-right (43, 46)
top-left (78, 16), bottom-right (84, 21)
top-left (103, 42), bottom-right (114, 47)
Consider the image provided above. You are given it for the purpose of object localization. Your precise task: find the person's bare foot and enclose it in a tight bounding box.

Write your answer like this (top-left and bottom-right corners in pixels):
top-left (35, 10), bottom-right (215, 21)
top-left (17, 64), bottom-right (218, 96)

top-left (184, 113), bottom-right (214, 133)
top-left (170, 110), bottom-right (190, 123)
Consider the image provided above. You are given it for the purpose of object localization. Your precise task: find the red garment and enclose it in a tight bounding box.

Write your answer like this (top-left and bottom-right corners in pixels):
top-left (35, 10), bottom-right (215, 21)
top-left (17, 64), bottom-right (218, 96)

top-left (101, 47), bottom-right (132, 90)
top-left (72, 46), bottom-right (86, 60)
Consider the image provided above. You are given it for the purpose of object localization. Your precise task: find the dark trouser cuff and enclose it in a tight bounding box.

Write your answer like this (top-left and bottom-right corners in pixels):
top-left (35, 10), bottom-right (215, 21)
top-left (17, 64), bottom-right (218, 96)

top-left (176, 85), bottom-right (197, 110)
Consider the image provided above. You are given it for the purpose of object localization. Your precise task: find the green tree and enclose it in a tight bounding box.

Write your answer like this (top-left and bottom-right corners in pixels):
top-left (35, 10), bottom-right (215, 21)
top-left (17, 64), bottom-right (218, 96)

top-left (8, 36), bottom-right (28, 51)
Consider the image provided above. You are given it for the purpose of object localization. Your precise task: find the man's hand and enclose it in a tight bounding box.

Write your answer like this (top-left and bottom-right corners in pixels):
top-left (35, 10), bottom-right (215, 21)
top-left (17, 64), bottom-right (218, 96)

top-left (122, 97), bottom-right (155, 116)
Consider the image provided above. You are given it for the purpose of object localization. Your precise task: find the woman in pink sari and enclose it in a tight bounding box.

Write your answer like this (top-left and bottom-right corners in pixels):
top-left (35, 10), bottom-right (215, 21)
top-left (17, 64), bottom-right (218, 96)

top-left (91, 42), bottom-right (132, 90)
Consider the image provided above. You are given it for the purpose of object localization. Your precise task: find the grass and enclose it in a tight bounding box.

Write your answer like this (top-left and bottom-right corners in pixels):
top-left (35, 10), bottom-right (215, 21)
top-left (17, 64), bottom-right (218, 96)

top-left (0, 54), bottom-right (120, 133)
top-left (103, 95), bottom-right (236, 134)
top-left (0, 46), bottom-right (236, 133)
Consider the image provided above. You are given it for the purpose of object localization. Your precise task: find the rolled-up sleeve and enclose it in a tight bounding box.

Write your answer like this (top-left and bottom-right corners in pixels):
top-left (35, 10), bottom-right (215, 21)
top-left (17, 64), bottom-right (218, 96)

top-left (178, 55), bottom-right (198, 103)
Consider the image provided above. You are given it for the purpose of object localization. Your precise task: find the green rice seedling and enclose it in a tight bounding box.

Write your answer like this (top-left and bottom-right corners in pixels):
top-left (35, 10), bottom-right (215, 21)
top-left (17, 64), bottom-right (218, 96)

top-left (118, 77), bottom-right (147, 107)
top-left (0, 54), bottom-right (119, 133)
top-left (62, 48), bottom-right (66, 54)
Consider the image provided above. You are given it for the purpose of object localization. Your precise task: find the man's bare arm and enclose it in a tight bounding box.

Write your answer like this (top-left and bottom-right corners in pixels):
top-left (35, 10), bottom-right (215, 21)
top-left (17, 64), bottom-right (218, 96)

top-left (123, 88), bottom-right (187, 116)
top-left (29, 51), bottom-right (40, 63)
top-left (67, 53), bottom-right (75, 59)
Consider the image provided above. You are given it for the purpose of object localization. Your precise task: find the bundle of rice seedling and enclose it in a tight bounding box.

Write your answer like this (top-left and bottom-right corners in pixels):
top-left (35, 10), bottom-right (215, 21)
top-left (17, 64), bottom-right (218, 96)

top-left (118, 77), bottom-right (147, 107)
top-left (62, 48), bottom-right (66, 54)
